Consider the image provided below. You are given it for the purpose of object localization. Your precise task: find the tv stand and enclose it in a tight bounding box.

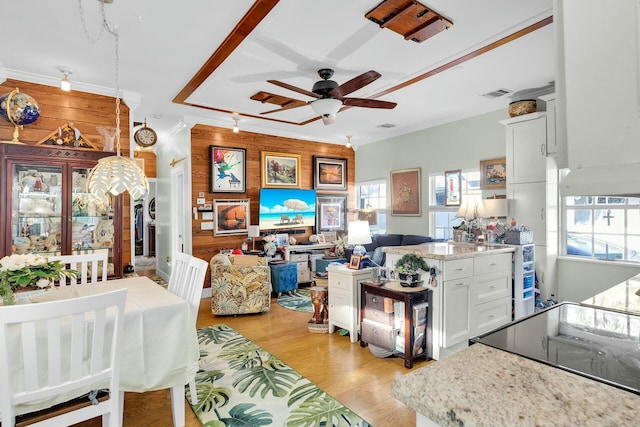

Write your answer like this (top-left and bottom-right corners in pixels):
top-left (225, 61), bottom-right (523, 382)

top-left (284, 244), bottom-right (336, 283)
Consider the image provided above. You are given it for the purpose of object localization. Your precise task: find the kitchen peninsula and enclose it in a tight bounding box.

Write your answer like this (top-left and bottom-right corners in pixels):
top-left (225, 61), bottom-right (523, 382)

top-left (383, 243), bottom-right (515, 360)
top-left (391, 275), bottom-right (640, 427)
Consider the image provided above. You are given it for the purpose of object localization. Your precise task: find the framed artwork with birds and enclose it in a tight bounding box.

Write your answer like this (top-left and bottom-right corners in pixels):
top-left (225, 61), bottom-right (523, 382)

top-left (210, 146), bottom-right (246, 193)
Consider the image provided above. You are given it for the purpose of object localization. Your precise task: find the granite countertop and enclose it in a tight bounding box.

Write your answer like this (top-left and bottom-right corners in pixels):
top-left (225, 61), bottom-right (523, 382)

top-left (382, 242), bottom-right (515, 260)
top-left (391, 343), bottom-right (640, 427)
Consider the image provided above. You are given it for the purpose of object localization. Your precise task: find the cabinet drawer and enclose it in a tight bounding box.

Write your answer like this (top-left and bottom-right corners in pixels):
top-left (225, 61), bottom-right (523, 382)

top-left (473, 253), bottom-right (511, 275)
top-left (442, 258), bottom-right (473, 281)
top-left (361, 319), bottom-right (398, 351)
top-left (298, 268), bottom-right (311, 283)
top-left (364, 291), bottom-right (394, 327)
top-left (329, 274), bottom-right (349, 292)
top-left (471, 271), bottom-right (511, 305)
top-left (290, 253), bottom-right (309, 262)
top-left (470, 296), bottom-right (512, 337)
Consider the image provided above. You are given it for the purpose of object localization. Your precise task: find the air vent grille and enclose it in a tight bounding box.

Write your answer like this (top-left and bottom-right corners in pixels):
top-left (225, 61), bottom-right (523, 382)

top-left (482, 88), bottom-right (512, 99)
top-left (377, 123), bottom-right (396, 128)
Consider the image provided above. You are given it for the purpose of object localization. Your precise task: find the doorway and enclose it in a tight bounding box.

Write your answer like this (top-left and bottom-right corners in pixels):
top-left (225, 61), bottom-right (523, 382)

top-left (134, 179), bottom-right (157, 273)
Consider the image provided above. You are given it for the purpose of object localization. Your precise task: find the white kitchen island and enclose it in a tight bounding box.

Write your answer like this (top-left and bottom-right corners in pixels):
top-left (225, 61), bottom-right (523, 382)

top-left (383, 242), bottom-right (515, 360)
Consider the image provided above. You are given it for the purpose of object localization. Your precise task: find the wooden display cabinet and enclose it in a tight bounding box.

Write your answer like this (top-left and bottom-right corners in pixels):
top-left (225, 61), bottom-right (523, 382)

top-left (0, 143), bottom-right (123, 277)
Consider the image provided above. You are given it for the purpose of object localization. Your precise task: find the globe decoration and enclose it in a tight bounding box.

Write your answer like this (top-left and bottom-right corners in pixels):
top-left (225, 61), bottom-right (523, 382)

top-left (0, 88), bottom-right (41, 143)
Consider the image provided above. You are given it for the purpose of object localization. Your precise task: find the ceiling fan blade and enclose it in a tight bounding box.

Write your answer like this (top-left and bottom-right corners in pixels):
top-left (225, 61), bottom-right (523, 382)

top-left (321, 114), bottom-right (336, 125)
top-left (343, 97), bottom-right (397, 109)
top-left (329, 70), bottom-right (381, 98)
top-left (260, 100), bottom-right (308, 114)
top-left (267, 80), bottom-right (321, 99)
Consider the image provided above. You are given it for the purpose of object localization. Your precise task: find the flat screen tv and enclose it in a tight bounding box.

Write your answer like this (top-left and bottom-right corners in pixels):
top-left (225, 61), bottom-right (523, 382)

top-left (259, 188), bottom-right (316, 231)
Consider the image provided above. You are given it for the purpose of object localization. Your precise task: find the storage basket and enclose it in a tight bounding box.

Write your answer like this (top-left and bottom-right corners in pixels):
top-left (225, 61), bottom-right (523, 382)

top-left (504, 230), bottom-right (533, 245)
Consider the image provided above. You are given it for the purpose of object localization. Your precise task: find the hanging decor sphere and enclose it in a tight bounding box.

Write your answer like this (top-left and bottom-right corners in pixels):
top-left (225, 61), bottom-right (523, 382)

top-left (87, 155), bottom-right (149, 203)
top-left (0, 88), bottom-right (40, 143)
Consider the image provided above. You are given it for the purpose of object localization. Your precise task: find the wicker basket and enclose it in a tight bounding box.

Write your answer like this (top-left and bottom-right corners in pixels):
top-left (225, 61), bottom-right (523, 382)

top-left (504, 230), bottom-right (533, 245)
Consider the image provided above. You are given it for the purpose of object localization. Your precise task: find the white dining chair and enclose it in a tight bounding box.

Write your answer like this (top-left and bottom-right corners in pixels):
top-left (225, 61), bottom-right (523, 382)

top-left (0, 288), bottom-right (127, 427)
top-left (167, 252), bottom-right (208, 410)
top-left (48, 249), bottom-right (109, 285)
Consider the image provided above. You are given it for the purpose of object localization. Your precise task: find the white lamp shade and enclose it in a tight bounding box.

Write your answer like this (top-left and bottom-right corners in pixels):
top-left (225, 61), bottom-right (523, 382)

top-left (483, 198), bottom-right (507, 218)
top-left (248, 225), bottom-right (260, 238)
top-left (456, 194), bottom-right (485, 220)
top-left (310, 98), bottom-right (342, 117)
top-left (347, 221), bottom-right (372, 245)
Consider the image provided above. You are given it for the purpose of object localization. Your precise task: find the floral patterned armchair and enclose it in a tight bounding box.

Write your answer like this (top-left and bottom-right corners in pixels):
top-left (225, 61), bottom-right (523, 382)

top-left (210, 255), bottom-right (271, 315)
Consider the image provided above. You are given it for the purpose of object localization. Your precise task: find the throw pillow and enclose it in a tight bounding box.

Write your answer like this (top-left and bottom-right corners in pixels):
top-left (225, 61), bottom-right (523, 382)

top-left (210, 254), bottom-right (232, 266)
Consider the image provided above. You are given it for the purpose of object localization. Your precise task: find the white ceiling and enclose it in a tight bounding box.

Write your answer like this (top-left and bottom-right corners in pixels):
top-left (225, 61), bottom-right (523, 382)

top-left (0, 0), bottom-right (554, 149)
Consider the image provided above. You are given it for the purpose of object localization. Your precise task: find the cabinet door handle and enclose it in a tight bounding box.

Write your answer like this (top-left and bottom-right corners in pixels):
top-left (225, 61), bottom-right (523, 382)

top-left (455, 267), bottom-right (466, 271)
top-left (540, 143), bottom-right (546, 156)
top-left (455, 282), bottom-right (467, 286)
top-left (540, 208), bottom-right (545, 220)
top-left (489, 262), bottom-right (498, 266)
top-left (488, 314), bottom-right (495, 319)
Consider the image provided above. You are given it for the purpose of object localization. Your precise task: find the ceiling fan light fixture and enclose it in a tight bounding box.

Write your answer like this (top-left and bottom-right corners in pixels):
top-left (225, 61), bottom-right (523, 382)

top-left (310, 98), bottom-right (342, 117)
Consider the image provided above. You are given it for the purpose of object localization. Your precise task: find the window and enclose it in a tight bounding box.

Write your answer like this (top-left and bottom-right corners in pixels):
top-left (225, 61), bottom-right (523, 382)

top-left (563, 196), bottom-right (640, 263)
top-left (429, 171), bottom-right (480, 240)
top-left (355, 180), bottom-right (387, 234)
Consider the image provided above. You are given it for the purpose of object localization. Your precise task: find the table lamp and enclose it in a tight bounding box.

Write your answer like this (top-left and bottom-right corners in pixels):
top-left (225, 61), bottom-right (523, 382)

top-left (348, 220), bottom-right (372, 256)
top-left (456, 194), bottom-right (485, 241)
top-left (248, 225), bottom-right (260, 251)
top-left (483, 197), bottom-right (507, 220)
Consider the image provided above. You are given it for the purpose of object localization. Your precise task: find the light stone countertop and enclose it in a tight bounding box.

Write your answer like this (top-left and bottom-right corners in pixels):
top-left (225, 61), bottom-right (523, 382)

top-left (391, 343), bottom-right (640, 427)
top-left (382, 242), bottom-right (515, 260)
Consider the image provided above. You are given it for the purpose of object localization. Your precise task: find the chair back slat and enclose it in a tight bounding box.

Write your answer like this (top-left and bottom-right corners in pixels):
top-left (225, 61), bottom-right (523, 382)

top-left (0, 288), bottom-right (127, 426)
top-left (48, 249), bottom-right (109, 285)
top-left (168, 252), bottom-right (208, 324)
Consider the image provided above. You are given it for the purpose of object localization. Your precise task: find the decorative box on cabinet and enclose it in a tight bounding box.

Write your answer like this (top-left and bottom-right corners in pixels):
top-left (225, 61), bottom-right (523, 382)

top-left (0, 143), bottom-right (123, 277)
top-left (360, 282), bottom-right (432, 369)
top-left (327, 264), bottom-right (373, 343)
top-left (269, 261), bottom-right (297, 295)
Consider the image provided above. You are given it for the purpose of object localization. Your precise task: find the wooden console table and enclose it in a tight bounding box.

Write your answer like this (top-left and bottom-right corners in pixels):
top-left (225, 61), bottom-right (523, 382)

top-left (360, 281), bottom-right (432, 368)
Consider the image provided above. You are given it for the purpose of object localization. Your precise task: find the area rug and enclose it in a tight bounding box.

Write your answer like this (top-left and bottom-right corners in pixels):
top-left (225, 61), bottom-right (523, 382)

top-left (277, 288), bottom-right (313, 313)
top-left (187, 324), bottom-right (372, 426)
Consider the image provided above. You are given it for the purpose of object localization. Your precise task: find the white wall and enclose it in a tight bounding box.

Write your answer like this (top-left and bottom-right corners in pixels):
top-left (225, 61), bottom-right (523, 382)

top-left (356, 108), bottom-right (508, 235)
top-left (155, 126), bottom-right (191, 280)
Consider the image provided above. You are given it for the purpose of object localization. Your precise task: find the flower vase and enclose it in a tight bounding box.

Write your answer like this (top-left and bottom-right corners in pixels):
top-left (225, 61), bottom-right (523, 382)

top-left (96, 126), bottom-right (118, 152)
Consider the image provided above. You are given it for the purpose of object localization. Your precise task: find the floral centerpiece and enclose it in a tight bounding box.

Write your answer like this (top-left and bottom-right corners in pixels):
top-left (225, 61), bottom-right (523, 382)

top-left (333, 234), bottom-right (348, 258)
top-left (0, 254), bottom-right (77, 305)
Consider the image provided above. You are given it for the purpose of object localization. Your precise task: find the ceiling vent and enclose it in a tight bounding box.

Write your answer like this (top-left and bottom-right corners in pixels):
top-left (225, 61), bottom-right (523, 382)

top-left (481, 88), bottom-right (512, 99)
top-left (377, 123), bottom-right (396, 128)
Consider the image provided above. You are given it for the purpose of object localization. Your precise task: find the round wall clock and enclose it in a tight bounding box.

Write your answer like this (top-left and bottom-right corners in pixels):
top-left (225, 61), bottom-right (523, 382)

top-left (133, 119), bottom-right (157, 147)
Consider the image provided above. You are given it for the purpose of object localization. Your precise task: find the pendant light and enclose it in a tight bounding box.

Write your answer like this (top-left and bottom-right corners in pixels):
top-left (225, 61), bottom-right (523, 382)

top-left (59, 67), bottom-right (72, 92)
top-left (83, 2), bottom-right (148, 203)
top-left (346, 135), bottom-right (352, 149)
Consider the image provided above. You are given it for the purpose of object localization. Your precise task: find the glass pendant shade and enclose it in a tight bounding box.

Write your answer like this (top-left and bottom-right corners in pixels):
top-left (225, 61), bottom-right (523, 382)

top-left (87, 155), bottom-right (149, 203)
top-left (310, 98), bottom-right (342, 116)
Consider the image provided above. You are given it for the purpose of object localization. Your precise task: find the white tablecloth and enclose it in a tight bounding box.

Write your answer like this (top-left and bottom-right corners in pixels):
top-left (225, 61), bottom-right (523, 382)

top-left (9, 276), bottom-right (199, 415)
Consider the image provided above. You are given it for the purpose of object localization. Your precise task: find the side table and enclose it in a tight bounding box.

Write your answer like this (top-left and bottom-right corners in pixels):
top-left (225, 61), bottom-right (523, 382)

top-left (360, 281), bottom-right (432, 368)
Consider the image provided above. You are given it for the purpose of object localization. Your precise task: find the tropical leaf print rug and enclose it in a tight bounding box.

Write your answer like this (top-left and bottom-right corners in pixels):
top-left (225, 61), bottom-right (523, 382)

top-left (188, 324), bottom-right (371, 427)
top-left (277, 288), bottom-right (313, 313)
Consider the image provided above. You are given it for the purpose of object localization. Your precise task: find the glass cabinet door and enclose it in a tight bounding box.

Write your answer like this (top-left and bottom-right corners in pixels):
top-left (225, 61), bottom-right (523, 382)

top-left (11, 163), bottom-right (63, 255)
top-left (71, 167), bottom-right (116, 275)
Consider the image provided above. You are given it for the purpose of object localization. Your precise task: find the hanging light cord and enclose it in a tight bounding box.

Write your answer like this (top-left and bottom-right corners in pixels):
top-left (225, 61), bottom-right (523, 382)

top-left (78, 0), bottom-right (122, 156)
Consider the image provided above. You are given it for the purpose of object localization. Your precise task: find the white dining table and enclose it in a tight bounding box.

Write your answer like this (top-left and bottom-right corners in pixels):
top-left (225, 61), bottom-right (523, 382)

top-left (9, 276), bottom-right (199, 425)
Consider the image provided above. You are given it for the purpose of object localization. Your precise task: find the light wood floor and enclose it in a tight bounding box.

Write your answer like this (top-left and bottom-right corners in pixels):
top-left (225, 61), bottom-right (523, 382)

top-left (75, 294), bottom-right (432, 426)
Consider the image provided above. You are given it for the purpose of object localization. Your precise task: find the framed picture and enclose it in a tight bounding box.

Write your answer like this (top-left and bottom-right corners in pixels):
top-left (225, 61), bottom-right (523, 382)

top-left (349, 254), bottom-right (362, 270)
top-left (213, 199), bottom-right (250, 235)
top-left (480, 157), bottom-right (507, 189)
top-left (313, 156), bottom-right (348, 191)
top-left (316, 193), bottom-right (348, 233)
top-left (261, 151), bottom-right (301, 188)
top-left (444, 169), bottom-right (462, 206)
top-left (317, 234), bottom-right (326, 243)
top-left (390, 167), bottom-right (421, 216)
top-left (275, 233), bottom-right (289, 247)
top-left (210, 146), bottom-right (246, 193)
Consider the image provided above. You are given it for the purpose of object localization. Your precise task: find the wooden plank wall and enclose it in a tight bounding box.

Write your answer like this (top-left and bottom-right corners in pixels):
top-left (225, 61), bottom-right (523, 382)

top-left (0, 79), bottom-right (133, 267)
top-left (190, 123), bottom-right (355, 280)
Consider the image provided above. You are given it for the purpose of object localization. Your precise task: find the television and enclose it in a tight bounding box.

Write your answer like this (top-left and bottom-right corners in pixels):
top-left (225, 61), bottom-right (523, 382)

top-left (259, 188), bottom-right (316, 231)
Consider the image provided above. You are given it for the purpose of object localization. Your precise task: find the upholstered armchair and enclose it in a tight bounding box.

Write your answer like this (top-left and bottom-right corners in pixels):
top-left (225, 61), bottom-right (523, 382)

top-left (210, 255), bottom-right (271, 315)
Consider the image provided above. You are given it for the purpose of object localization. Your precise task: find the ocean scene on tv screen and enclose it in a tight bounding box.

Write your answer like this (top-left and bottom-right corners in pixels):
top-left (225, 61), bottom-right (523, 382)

top-left (259, 188), bottom-right (316, 230)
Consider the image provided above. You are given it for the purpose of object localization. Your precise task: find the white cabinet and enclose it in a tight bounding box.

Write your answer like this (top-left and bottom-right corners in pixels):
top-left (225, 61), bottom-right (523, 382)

top-left (556, 0), bottom-right (640, 170)
top-left (327, 265), bottom-right (373, 343)
top-left (443, 277), bottom-right (471, 347)
top-left (284, 244), bottom-right (333, 283)
top-left (504, 113), bottom-right (547, 184)
top-left (502, 112), bottom-right (558, 300)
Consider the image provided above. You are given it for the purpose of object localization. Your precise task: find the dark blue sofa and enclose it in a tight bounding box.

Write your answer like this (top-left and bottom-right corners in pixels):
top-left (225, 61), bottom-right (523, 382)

top-left (347, 234), bottom-right (435, 266)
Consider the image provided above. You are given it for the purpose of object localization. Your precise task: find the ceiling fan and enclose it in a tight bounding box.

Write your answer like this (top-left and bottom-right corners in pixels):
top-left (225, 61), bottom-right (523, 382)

top-left (257, 68), bottom-right (397, 125)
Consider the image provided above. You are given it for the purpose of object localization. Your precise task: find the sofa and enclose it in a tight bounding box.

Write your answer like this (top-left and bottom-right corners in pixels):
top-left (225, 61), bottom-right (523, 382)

top-left (210, 254), bottom-right (271, 315)
top-left (347, 234), bottom-right (435, 266)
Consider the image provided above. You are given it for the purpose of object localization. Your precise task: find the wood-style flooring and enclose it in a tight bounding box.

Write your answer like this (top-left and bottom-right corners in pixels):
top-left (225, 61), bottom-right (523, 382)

top-left (74, 293), bottom-right (432, 426)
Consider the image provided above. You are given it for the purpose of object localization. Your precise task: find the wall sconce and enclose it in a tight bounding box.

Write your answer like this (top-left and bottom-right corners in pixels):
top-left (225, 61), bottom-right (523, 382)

top-left (59, 67), bottom-right (72, 92)
top-left (346, 134), bottom-right (352, 149)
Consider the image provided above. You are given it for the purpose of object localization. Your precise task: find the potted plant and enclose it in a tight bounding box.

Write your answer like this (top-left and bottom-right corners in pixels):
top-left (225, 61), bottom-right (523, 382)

top-left (394, 253), bottom-right (429, 286)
